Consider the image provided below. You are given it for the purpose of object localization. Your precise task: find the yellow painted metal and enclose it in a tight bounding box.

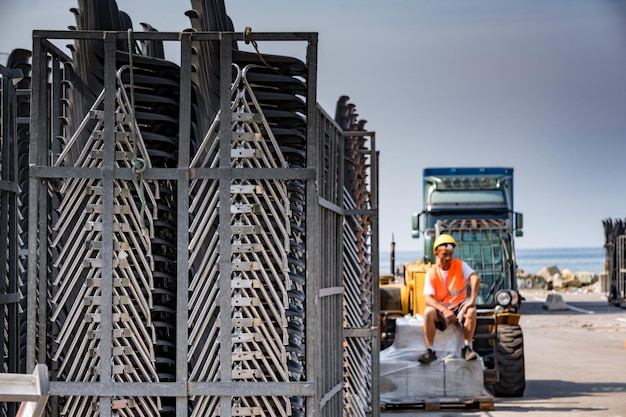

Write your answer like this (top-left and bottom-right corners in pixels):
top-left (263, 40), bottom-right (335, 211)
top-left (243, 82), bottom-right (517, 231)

top-left (403, 261), bottom-right (433, 316)
top-left (495, 312), bottom-right (521, 325)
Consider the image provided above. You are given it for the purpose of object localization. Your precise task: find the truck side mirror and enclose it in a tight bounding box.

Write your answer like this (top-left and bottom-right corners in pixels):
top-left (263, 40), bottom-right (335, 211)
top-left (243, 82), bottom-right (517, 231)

top-left (411, 213), bottom-right (420, 238)
top-left (515, 212), bottom-right (524, 237)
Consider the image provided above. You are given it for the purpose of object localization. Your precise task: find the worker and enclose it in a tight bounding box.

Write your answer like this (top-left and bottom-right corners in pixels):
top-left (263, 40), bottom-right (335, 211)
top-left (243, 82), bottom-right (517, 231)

top-left (418, 234), bottom-right (480, 364)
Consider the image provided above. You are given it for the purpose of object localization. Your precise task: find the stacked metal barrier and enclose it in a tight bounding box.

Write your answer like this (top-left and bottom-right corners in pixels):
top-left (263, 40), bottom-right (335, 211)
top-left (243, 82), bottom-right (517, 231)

top-left (333, 97), bottom-right (378, 416)
top-left (50, 83), bottom-right (164, 416)
top-left (345, 126), bottom-right (376, 416)
top-left (603, 219), bottom-right (626, 306)
top-left (187, 63), bottom-right (299, 416)
top-left (45, 3), bottom-right (188, 414)
top-left (0, 1), bottom-right (379, 416)
top-left (1, 51), bottom-right (33, 417)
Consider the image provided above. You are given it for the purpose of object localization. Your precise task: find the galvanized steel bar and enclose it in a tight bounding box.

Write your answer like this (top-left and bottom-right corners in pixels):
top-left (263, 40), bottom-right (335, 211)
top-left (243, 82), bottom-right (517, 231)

top-left (370, 133), bottom-right (380, 416)
top-left (218, 31), bottom-right (234, 417)
top-left (304, 35), bottom-right (321, 417)
top-left (176, 32), bottom-right (193, 417)
top-left (98, 31), bottom-right (118, 417)
top-left (36, 149), bottom-right (48, 367)
top-left (26, 33), bottom-right (44, 373)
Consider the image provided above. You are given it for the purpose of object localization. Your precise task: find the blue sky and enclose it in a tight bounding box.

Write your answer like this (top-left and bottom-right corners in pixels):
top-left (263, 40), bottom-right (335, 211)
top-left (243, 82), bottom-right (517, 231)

top-left (2, 0), bottom-right (626, 252)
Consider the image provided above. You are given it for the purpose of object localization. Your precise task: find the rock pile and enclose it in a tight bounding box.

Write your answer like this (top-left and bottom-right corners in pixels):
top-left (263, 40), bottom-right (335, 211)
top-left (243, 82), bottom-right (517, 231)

top-left (516, 265), bottom-right (600, 291)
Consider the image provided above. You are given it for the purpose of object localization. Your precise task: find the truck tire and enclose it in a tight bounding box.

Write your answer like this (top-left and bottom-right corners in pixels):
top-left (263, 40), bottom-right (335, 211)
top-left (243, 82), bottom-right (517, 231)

top-left (495, 324), bottom-right (526, 397)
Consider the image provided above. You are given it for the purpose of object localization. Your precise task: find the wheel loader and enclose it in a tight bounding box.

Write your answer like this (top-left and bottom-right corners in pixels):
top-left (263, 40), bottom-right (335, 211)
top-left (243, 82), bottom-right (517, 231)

top-left (380, 167), bottom-right (526, 397)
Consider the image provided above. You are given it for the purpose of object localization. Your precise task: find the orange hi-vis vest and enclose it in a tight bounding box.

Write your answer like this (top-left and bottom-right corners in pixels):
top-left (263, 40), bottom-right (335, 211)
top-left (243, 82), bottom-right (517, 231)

top-left (427, 259), bottom-right (467, 308)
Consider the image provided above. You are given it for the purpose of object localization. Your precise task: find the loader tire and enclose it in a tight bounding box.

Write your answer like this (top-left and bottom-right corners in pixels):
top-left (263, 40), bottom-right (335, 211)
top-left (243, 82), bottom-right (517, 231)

top-left (495, 324), bottom-right (525, 397)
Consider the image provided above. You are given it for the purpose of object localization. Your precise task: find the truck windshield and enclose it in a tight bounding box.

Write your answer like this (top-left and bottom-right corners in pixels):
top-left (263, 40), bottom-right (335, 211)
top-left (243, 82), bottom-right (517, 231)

top-left (453, 230), bottom-right (513, 305)
top-left (438, 219), bottom-right (516, 306)
top-left (430, 190), bottom-right (505, 205)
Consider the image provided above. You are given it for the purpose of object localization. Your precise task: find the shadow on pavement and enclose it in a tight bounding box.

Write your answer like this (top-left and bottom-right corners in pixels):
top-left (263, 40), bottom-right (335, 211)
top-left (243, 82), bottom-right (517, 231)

top-left (518, 299), bottom-right (625, 316)
top-left (526, 379), bottom-right (626, 397)
top-left (486, 379), bottom-right (626, 414)
top-left (492, 402), bottom-right (607, 414)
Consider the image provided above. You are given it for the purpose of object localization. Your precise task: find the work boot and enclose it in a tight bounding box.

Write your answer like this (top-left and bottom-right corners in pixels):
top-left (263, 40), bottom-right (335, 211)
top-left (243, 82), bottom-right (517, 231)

top-left (418, 348), bottom-right (437, 364)
top-left (461, 345), bottom-right (478, 361)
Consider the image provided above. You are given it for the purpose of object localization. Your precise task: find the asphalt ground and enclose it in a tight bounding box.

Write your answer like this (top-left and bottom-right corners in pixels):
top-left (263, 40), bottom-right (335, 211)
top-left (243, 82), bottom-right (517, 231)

top-left (380, 289), bottom-right (626, 417)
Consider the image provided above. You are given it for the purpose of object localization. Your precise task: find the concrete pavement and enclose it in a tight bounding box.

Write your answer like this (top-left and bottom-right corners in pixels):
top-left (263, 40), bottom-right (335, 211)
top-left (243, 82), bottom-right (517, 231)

top-left (380, 289), bottom-right (626, 417)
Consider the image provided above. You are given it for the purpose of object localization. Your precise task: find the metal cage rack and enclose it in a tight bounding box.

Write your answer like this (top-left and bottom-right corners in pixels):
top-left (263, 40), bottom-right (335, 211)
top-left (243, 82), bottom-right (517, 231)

top-left (0, 17), bottom-right (379, 417)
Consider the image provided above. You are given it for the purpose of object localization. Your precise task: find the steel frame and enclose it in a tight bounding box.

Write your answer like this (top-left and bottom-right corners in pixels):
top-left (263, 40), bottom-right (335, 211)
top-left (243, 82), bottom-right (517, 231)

top-left (14, 29), bottom-right (380, 417)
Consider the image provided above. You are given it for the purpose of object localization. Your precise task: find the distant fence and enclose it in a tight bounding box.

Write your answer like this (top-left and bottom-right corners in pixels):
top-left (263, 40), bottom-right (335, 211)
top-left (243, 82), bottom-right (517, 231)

top-left (602, 218), bottom-right (626, 306)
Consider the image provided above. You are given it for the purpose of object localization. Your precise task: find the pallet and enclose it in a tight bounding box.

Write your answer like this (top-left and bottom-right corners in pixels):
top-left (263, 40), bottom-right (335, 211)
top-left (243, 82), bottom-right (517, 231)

top-left (382, 393), bottom-right (494, 412)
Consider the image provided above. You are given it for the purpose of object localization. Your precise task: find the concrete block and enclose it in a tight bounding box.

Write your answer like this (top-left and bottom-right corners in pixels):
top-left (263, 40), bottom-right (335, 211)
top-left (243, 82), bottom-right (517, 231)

top-left (537, 265), bottom-right (561, 280)
top-left (392, 316), bottom-right (464, 357)
top-left (574, 271), bottom-right (598, 285)
top-left (596, 272), bottom-right (610, 293)
top-left (443, 357), bottom-right (485, 397)
top-left (543, 293), bottom-right (568, 311)
top-left (380, 357), bottom-right (485, 404)
top-left (380, 315), bottom-right (485, 405)
top-left (380, 360), bottom-right (446, 403)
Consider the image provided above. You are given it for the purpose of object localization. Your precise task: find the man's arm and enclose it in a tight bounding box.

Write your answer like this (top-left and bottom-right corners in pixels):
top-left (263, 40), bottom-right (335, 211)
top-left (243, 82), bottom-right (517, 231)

top-left (424, 294), bottom-right (446, 312)
top-left (466, 272), bottom-right (480, 306)
top-left (423, 271), bottom-right (446, 312)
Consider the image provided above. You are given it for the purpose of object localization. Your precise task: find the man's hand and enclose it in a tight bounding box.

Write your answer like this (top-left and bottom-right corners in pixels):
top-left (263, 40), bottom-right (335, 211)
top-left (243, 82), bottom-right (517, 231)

top-left (461, 299), bottom-right (476, 315)
top-left (442, 307), bottom-right (457, 324)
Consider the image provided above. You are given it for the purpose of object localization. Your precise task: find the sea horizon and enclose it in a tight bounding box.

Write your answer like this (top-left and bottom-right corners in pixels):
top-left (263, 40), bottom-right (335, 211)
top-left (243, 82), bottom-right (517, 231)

top-left (378, 246), bottom-right (605, 275)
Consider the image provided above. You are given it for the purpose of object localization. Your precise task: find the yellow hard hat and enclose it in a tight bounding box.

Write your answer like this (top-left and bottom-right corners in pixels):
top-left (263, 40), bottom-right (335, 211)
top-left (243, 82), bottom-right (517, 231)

top-left (433, 234), bottom-right (457, 251)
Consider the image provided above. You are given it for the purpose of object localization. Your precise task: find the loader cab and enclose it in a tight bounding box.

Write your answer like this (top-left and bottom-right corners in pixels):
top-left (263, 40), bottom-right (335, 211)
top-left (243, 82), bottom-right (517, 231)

top-left (411, 167), bottom-right (524, 307)
top-left (404, 167), bottom-right (527, 397)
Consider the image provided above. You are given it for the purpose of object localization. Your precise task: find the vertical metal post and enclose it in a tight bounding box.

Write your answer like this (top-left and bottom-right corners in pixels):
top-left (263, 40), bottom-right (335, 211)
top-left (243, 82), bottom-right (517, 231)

top-left (0, 69), bottom-right (8, 374)
top-left (332, 124), bottom-right (343, 415)
top-left (613, 235), bottom-right (626, 305)
top-left (218, 32), bottom-right (233, 417)
top-left (35, 46), bottom-right (51, 369)
top-left (304, 35), bottom-right (319, 417)
top-left (0, 64), bottom-right (20, 377)
top-left (176, 33), bottom-right (192, 417)
top-left (36, 138), bottom-right (48, 368)
top-left (98, 32), bottom-right (117, 417)
top-left (370, 141), bottom-right (380, 417)
top-left (26, 34), bottom-right (44, 374)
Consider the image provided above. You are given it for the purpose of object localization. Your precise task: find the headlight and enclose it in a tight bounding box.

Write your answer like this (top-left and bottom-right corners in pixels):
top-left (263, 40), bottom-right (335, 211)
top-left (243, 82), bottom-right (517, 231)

top-left (496, 290), bottom-right (512, 306)
top-left (510, 290), bottom-right (519, 306)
